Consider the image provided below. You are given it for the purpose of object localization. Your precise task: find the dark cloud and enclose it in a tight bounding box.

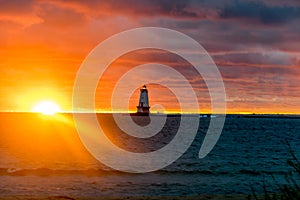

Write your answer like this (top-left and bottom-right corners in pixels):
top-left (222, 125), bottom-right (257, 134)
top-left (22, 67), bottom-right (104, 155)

top-left (65, 0), bottom-right (200, 19)
top-left (151, 0), bottom-right (198, 18)
top-left (219, 0), bottom-right (300, 24)
top-left (213, 52), bottom-right (293, 67)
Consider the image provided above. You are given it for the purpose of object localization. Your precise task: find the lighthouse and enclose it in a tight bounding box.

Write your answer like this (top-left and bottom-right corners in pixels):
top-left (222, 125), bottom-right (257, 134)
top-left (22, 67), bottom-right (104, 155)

top-left (136, 85), bottom-right (150, 115)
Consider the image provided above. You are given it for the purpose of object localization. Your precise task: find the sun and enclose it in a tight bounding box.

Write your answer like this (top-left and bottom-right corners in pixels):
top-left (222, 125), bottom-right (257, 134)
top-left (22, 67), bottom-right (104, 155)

top-left (32, 100), bottom-right (61, 115)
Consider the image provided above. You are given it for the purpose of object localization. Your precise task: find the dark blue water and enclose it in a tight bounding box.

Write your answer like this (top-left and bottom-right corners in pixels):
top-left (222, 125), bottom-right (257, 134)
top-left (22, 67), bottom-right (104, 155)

top-left (166, 117), bottom-right (300, 195)
top-left (0, 113), bottom-right (299, 197)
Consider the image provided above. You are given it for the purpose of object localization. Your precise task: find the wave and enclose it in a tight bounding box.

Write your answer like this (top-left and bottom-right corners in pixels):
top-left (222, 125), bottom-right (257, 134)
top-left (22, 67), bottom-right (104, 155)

top-left (0, 167), bottom-right (217, 176)
top-left (0, 167), bottom-right (290, 177)
top-left (238, 169), bottom-right (288, 176)
top-left (0, 167), bottom-right (221, 176)
top-left (0, 167), bottom-right (125, 176)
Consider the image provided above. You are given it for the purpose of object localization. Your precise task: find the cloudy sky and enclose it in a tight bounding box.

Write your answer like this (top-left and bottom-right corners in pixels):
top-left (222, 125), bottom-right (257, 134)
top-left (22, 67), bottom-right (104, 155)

top-left (1, 0), bottom-right (300, 113)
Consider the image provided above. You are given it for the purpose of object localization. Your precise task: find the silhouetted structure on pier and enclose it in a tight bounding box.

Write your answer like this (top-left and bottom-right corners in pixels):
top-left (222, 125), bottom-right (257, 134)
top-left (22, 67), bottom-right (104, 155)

top-left (136, 85), bottom-right (150, 115)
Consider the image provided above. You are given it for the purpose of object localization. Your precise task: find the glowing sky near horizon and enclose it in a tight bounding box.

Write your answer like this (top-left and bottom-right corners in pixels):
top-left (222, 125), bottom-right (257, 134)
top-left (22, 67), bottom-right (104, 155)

top-left (1, 0), bottom-right (300, 114)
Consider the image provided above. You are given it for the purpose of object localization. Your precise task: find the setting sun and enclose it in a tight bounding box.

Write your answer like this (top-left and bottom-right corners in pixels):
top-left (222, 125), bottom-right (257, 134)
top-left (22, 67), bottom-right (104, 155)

top-left (32, 101), bottom-right (61, 115)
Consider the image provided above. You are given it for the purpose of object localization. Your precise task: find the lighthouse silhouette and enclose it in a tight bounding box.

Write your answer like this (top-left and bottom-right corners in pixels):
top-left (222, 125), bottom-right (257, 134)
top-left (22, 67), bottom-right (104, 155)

top-left (136, 85), bottom-right (150, 115)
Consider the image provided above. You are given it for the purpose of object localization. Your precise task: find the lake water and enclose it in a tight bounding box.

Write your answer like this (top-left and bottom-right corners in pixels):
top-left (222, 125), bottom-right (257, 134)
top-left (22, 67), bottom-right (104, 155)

top-left (0, 113), bottom-right (299, 197)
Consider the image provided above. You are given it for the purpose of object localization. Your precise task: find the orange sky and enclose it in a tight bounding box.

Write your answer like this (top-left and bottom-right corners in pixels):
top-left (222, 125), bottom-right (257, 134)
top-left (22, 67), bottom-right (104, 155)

top-left (1, 1), bottom-right (300, 114)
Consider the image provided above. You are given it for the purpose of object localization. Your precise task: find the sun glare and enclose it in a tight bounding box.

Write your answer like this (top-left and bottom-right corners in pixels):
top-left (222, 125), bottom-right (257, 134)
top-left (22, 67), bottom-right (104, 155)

top-left (32, 101), bottom-right (61, 115)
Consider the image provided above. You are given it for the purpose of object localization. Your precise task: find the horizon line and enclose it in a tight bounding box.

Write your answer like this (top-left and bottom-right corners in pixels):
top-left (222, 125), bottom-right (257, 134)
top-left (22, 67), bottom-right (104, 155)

top-left (1, 110), bottom-right (300, 115)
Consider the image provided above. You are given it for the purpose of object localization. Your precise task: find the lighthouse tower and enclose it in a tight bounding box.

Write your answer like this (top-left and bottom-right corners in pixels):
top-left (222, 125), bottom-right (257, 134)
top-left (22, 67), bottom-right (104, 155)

top-left (137, 85), bottom-right (150, 114)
